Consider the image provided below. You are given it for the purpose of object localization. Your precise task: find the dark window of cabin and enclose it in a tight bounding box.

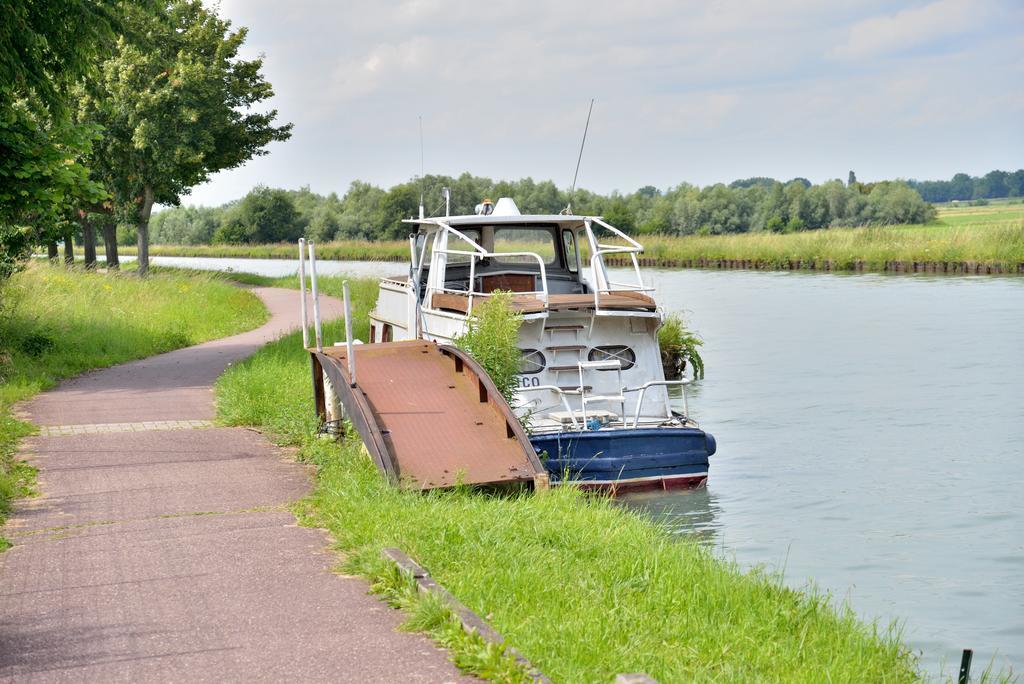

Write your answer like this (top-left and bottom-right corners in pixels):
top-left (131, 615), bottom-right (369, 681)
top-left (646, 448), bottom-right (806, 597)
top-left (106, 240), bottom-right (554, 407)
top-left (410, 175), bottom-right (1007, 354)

top-left (562, 230), bottom-right (578, 273)
top-left (492, 228), bottom-right (557, 266)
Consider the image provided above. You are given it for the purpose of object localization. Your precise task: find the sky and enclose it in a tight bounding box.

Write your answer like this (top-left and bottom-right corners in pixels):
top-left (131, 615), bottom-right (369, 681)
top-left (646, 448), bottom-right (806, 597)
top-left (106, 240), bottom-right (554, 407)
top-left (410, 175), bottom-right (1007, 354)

top-left (183, 0), bottom-right (1024, 206)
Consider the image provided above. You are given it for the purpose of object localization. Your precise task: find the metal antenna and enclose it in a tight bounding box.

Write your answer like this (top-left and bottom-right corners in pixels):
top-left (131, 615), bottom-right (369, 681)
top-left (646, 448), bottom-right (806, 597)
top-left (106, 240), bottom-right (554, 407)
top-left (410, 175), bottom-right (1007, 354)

top-left (566, 98), bottom-right (594, 214)
top-left (418, 115), bottom-right (425, 218)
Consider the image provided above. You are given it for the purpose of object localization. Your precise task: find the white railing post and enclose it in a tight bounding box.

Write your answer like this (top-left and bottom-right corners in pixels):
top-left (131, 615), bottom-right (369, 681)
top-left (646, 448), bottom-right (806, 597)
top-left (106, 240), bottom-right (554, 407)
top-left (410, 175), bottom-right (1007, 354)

top-left (308, 240), bottom-right (323, 352)
top-left (627, 379), bottom-right (691, 428)
top-left (343, 280), bottom-right (356, 386)
top-left (468, 254), bottom-right (477, 312)
top-left (298, 238), bottom-right (309, 349)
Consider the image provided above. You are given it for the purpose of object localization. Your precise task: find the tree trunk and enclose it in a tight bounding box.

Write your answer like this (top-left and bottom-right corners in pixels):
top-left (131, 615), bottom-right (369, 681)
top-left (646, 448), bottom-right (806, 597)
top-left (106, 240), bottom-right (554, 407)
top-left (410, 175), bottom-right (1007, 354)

top-left (63, 233), bottom-right (74, 266)
top-left (47, 242), bottom-right (59, 262)
top-left (136, 185), bottom-right (155, 276)
top-left (80, 213), bottom-right (97, 269)
top-left (102, 218), bottom-right (119, 270)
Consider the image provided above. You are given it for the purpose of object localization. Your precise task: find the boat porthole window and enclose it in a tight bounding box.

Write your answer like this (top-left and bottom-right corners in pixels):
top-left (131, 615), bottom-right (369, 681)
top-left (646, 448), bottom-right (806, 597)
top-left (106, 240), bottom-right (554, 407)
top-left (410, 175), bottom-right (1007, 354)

top-left (588, 346), bottom-right (636, 370)
top-left (520, 349), bottom-right (546, 374)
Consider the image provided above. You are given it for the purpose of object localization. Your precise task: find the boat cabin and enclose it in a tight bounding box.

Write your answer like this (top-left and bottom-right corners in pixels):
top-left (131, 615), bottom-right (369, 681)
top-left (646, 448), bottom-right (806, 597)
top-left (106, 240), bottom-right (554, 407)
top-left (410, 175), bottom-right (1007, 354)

top-left (369, 196), bottom-right (685, 434)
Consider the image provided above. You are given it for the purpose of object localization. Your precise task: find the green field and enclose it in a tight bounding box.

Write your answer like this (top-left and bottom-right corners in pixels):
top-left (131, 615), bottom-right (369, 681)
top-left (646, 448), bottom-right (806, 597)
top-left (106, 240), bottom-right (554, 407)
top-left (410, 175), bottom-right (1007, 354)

top-left (0, 264), bottom-right (267, 547)
top-left (635, 203), bottom-right (1023, 271)
top-left (212, 272), bottom-right (922, 683)
top-left (124, 201), bottom-right (1024, 274)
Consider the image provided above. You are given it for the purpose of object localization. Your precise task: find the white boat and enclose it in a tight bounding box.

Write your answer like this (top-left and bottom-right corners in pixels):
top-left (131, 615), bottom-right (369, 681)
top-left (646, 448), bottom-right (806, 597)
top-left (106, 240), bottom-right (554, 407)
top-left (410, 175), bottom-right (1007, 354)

top-left (368, 195), bottom-right (716, 490)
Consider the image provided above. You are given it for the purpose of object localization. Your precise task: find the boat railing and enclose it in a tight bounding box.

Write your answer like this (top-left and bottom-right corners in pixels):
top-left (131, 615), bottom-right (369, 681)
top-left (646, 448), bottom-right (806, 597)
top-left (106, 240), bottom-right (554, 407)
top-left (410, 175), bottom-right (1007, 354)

top-left (521, 377), bottom-right (688, 431)
top-left (517, 385), bottom-right (580, 428)
top-left (422, 217), bottom-right (657, 317)
top-left (624, 379), bottom-right (691, 428)
top-left (432, 221), bottom-right (550, 311)
top-left (584, 217), bottom-right (654, 314)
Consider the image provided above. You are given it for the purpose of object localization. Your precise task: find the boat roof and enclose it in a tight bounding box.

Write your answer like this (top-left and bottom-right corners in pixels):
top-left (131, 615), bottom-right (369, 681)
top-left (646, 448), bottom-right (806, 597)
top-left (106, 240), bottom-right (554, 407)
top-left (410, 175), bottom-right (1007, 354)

top-left (403, 213), bottom-right (596, 228)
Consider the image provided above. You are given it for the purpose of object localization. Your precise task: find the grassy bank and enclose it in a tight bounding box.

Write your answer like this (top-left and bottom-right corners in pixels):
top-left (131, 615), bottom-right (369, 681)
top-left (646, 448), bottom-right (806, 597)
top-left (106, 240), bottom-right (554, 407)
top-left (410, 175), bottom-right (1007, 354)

top-left (126, 203), bottom-right (1024, 274)
top-left (0, 263), bottom-right (268, 545)
top-left (214, 274), bottom-right (921, 682)
top-left (635, 217), bottom-right (1024, 272)
top-left (125, 239), bottom-right (410, 262)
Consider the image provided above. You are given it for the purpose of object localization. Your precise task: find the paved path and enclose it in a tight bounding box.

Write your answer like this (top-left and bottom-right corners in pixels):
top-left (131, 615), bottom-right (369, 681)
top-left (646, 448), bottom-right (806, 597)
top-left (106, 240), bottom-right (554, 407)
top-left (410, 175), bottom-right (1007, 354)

top-left (0, 287), bottom-right (467, 683)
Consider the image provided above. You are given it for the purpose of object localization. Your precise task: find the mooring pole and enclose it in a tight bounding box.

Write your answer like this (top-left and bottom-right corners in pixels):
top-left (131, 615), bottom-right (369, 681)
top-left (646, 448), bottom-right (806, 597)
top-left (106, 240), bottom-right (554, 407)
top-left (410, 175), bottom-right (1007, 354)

top-left (298, 238), bottom-right (309, 349)
top-left (958, 649), bottom-right (973, 684)
top-left (343, 280), bottom-right (356, 387)
top-left (308, 241), bottom-right (323, 352)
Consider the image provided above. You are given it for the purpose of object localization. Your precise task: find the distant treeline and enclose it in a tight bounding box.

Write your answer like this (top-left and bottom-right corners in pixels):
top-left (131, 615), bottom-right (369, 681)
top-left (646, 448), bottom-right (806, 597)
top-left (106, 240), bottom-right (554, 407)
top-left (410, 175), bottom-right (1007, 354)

top-left (148, 172), bottom-right (953, 245)
top-left (907, 169), bottom-right (1024, 203)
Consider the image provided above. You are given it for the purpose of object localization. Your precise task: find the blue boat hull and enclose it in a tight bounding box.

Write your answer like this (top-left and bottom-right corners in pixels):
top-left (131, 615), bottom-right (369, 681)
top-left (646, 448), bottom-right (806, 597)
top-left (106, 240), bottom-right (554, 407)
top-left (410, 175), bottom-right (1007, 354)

top-left (529, 427), bottom-right (716, 490)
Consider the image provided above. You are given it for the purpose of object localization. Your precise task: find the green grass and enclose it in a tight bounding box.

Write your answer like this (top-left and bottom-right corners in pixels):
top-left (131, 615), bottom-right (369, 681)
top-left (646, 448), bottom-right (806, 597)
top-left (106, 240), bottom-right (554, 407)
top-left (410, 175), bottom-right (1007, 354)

top-left (214, 275), bottom-right (923, 683)
top-left (122, 239), bottom-right (410, 261)
top-left (0, 262), bottom-right (268, 543)
top-left (637, 203), bottom-right (1024, 270)
top-left (122, 203), bottom-right (1024, 273)
top-left (370, 561), bottom-right (539, 682)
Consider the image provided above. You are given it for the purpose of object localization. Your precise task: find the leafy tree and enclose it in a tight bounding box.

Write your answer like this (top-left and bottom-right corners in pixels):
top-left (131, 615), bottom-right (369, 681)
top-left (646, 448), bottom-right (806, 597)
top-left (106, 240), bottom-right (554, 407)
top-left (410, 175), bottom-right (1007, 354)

top-left (378, 183), bottom-right (419, 239)
top-left (764, 215), bottom-right (785, 232)
top-left (151, 204), bottom-right (222, 244)
top-left (601, 195), bottom-right (635, 232)
top-left (0, 0), bottom-right (128, 278)
top-left (0, 106), bottom-right (106, 277)
top-left (213, 185), bottom-right (303, 243)
top-left (949, 173), bottom-right (974, 201)
top-left (336, 181), bottom-right (387, 239)
top-left (83, 1), bottom-right (291, 274)
top-left (866, 182), bottom-right (936, 224)
top-left (730, 177), bottom-right (777, 190)
top-left (0, 0), bottom-right (126, 113)
top-left (150, 170), bottom-right (949, 246)
top-left (974, 170), bottom-right (1008, 199)
top-left (908, 170), bottom-right (1023, 202)
top-left (1007, 170), bottom-right (1024, 198)
top-left (306, 204), bottom-right (342, 242)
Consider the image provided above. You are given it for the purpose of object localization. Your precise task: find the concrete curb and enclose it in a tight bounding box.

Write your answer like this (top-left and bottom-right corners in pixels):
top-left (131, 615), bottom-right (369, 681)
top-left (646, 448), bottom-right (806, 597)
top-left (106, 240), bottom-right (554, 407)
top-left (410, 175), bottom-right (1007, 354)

top-left (382, 547), bottom-right (552, 684)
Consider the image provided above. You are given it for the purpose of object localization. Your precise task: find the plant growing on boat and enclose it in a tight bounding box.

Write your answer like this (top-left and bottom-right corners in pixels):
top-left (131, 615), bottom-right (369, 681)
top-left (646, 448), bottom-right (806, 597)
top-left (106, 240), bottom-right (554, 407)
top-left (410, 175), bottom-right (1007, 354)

top-left (453, 291), bottom-right (523, 407)
top-left (658, 313), bottom-right (704, 380)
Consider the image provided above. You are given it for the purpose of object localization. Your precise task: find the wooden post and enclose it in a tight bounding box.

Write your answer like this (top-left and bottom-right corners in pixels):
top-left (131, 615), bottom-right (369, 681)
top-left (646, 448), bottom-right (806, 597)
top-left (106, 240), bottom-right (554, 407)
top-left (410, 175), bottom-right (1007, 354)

top-left (310, 355), bottom-right (326, 422)
top-left (958, 649), bottom-right (973, 684)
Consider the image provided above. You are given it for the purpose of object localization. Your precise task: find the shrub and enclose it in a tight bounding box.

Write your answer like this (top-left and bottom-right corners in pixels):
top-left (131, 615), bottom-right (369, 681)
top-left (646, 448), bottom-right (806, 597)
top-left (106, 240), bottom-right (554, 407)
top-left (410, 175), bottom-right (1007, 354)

top-left (453, 292), bottom-right (522, 406)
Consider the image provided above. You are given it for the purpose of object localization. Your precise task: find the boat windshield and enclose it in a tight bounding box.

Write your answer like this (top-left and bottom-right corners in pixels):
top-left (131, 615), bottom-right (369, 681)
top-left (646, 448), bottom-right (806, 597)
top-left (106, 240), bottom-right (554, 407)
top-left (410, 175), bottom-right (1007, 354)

top-left (492, 227), bottom-right (557, 266)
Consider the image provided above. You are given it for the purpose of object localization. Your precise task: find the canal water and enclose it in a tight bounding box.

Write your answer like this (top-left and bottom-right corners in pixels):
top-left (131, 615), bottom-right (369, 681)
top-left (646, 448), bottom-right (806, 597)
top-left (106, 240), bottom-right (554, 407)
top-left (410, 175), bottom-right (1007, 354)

top-left (149, 255), bottom-right (1022, 676)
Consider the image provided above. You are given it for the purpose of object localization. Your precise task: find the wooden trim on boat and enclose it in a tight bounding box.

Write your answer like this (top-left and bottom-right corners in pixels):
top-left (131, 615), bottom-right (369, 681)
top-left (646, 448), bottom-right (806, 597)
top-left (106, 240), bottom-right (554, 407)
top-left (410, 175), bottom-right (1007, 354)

top-left (430, 291), bottom-right (657, 315)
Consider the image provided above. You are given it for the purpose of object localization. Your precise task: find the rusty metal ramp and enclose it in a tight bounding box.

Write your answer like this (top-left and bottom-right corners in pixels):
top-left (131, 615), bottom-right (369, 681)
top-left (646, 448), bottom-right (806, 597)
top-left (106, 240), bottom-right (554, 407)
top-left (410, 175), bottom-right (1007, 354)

top-left (311, 341), bottom-right (546, 490)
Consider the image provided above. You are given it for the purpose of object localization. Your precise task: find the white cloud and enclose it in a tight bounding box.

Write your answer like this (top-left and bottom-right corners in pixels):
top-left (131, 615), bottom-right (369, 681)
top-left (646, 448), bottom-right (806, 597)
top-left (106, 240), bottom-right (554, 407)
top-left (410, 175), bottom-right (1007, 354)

top-left (831, 0), bottom-right (991, 60)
